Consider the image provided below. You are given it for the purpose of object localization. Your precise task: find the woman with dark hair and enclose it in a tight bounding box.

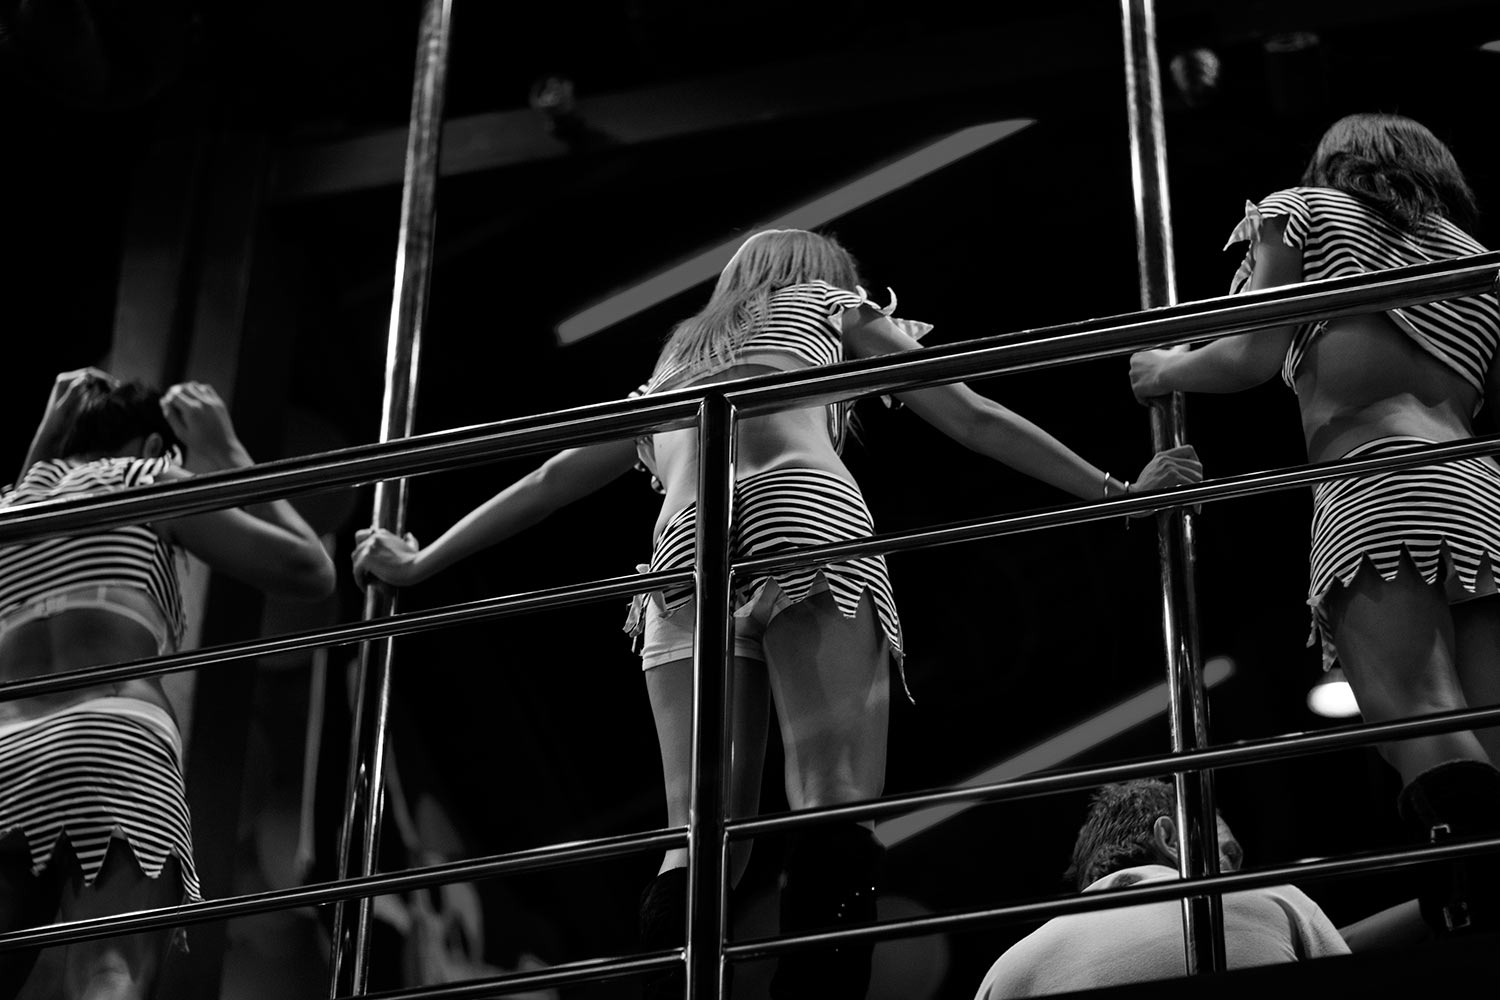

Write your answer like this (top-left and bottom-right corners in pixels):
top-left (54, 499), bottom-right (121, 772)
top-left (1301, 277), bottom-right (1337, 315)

top-left (1130, 112), bottom-right (1500, 935)
top-left (0, 370), bottom-right (335, 998)
top-left (354, 228), bottom-right (1201, 997)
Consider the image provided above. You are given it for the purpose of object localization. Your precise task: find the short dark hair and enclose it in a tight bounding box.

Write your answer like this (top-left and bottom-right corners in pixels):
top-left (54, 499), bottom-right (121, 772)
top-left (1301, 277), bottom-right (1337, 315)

top-left (58, 379), bottom-right (180, 458)
top-left (1064, 779), bottom-right (1178, 891)
top-left (1301, 113), bottom-right (1479, 234)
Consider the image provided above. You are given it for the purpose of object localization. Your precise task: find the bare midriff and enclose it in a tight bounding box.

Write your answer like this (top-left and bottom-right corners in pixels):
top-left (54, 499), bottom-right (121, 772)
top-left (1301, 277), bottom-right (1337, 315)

top-left (1295, 311), bottom-right (1485, 466)
top-left (648, 364), bottom-right (857, 543)
top-left (0, 584), bottom-right (176, 724)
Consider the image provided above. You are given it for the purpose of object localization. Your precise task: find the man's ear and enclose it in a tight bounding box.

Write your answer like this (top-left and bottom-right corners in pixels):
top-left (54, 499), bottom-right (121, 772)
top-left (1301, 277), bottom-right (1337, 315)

top-left (141, 433), bottom-right (165, 459)
top-left (1152, 815), bottom-right (1179, 864)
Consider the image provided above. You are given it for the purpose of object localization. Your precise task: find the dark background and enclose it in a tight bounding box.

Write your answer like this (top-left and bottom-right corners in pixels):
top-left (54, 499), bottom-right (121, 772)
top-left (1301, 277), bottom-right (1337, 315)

top-left (3, 1), bottom-right (1499, 996)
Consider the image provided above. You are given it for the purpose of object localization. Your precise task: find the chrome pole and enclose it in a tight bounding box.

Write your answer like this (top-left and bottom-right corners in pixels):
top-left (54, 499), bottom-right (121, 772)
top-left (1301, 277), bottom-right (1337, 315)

top-left (1120, 0), bottom-right (1224, 974)
top-left (685, 393), bottom-right (736, 998)
top-left (330, 0), bottom-right (454, 994)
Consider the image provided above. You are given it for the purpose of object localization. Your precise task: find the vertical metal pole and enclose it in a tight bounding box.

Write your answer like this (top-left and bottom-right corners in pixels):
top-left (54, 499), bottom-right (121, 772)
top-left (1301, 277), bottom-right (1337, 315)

top-left (1119, 0), bottom-right (1225, 976)
top-left (328, 0), bottom-right (453, 994)
top-left (685, 393), bottom-right (736, 999)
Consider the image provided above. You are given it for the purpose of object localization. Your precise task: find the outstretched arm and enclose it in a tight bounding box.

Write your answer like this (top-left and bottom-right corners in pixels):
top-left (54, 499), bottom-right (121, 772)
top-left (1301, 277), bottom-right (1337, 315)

top-left (352, 438), bottom-right (640, 589)
top-left (1130, 216), bottom-right (1303, 398)
top-left (843, 310), bottom-right (1201, 499)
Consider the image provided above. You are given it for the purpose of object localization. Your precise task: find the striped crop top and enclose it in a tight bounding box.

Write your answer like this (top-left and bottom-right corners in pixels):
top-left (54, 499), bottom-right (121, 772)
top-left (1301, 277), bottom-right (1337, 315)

top-left (0, 456), bottom-right (187, 645)
top-left (633, 281), bottom-right (932, 489)
top-left (1225, 186), bottom-right (1500, 412)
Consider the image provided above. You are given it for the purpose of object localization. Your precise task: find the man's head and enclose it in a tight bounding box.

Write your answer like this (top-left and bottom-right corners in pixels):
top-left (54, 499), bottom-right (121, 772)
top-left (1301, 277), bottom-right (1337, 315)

top-left (1064, 779), bottom-right (1244, 891)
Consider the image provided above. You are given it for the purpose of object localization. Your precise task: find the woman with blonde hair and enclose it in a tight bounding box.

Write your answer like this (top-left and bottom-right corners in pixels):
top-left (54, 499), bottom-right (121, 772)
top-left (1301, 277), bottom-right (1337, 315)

top-left (354, 228), bottom-right (1200, 997)
top-left (1131, 112), bottom-right (1500, 935)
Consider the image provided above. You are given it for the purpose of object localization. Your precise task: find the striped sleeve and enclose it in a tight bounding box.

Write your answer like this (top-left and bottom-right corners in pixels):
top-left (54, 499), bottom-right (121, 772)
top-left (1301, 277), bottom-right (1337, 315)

top-left (1225, 190), bottom-right (1310, 294)
top-left (1255, 189), bottom-right (1312, 248)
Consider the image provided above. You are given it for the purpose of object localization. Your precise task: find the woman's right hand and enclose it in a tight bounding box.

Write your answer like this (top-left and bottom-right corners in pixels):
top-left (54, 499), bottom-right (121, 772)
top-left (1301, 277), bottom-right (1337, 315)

top-left (352, 527), bottom-right (424, 590)
top-left (1131, 444), bottom-right (1203, 492)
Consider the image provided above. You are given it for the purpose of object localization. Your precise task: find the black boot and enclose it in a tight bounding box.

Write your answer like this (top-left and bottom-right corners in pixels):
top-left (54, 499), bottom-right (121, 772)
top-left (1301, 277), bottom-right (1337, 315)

top-left (1396, 758), bottom-right (1500, 934)
top-left (769, 823), bottom-right (884, 1000)
top-left (639, 867), bottom-right (688, 999)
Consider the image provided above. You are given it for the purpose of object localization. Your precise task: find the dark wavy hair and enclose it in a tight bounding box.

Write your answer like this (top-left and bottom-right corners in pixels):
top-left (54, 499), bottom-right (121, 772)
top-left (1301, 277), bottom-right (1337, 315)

top-left (1064, 779), bottom-right (1178, 891)
top-left (1301, 113), bottom-right (1479, 234)
top-left (58, 379), bottom-right (181, 458)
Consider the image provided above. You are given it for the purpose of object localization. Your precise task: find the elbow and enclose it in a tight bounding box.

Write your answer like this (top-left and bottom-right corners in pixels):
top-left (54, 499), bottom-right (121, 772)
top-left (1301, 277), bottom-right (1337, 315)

top-left (278, 545), bottom-right (338, 601)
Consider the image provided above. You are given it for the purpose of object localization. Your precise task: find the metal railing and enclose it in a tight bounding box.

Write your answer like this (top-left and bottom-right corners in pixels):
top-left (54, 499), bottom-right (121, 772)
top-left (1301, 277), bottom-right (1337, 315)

top-left (1, 251), bottom-right (1498, 998)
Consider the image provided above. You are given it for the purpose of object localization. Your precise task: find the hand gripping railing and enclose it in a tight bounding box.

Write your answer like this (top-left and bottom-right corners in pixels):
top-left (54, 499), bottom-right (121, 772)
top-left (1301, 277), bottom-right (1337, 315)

top-left (1, 253), bottom-right (1498, 998)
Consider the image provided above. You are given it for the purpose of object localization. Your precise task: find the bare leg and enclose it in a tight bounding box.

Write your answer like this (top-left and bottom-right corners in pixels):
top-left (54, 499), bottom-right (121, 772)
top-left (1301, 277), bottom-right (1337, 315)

top-left (762, 590), bottom-right (889, 1000)
top-left (644, 655), bottom-right (770, 887)
top-left (1452, 594), bottom-right (1500, 765)
top-left (1325, 559), bottom-right (1488, 783)
top-left (57, 842), bottom-right (181, 1000)
top-left (762, 591), bottom-right (889, 812)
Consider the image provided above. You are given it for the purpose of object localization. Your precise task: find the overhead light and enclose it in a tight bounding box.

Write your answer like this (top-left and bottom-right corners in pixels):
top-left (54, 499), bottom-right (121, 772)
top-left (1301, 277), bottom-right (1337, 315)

top-left (1307, 667), bottom-right (1360, 719)
top-left (554, 118), bottom-right (1035, 345)
top-left (876, 656), bottom-right (1237, 848)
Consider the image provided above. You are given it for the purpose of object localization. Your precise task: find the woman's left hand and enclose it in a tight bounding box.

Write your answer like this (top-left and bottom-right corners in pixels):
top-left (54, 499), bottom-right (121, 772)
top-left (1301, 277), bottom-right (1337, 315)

top-left (1128, 348), bottom-right (1183, 402)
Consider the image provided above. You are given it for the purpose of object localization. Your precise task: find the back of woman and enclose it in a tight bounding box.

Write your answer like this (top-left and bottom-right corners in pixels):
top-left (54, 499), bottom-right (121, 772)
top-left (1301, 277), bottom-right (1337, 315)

top-left (1233, 183), bottom-right (1499, 458)
top-left (1130, 112), bottom-right (1500, 939)
top-left (0, 452), bottom-right (188, 717)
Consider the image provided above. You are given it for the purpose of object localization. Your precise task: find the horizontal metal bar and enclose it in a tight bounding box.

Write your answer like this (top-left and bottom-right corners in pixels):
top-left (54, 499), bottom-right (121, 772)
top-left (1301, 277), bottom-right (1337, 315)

top-left (0, 825), bottom-right (685, 953)
top-left (0, 568), bottom-right (688, 703)
top-left (731, 434), bottom-right (1500, 580)
top-left (725, 833), bottom-right (1500, 961)
top-left (727, 700), bottom-right (1500, 837)
top-left (0, 256), bottom-right (1493, 546)
top-left (0, 396), bottom-right (700, 546)
top-left (723, 252), bottom-right (1500, 418)
top-left (8, 434), bottom-right (1492, 705)
top-left (359, 951), bottom-right (679, 1000)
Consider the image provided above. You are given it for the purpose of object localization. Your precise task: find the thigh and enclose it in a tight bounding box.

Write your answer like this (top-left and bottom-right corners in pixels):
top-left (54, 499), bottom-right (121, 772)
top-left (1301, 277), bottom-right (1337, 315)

top-left (763, 590), bottom-right (890, 811)
top-left (644, 655), bottom-right (770, 824)
top-left (1326, 556), bottom-right (1464, 720)
top-left (58, 841), bottom-right (182, 1000)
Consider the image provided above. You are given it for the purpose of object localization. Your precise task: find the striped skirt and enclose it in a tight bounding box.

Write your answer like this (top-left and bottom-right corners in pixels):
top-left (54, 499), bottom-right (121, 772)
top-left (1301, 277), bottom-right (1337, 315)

top-left (1308, 435), bottom-right (1500, 669)
top-left (625, 466), bottom-right (904, 663)
top-left (0, 697), bottom-right (201, 903)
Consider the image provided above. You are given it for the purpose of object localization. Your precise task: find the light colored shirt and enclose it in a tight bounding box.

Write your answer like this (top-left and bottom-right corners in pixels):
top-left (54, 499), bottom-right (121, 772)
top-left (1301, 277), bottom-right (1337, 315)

top-left (972, 865), bottom-right (1350, 999)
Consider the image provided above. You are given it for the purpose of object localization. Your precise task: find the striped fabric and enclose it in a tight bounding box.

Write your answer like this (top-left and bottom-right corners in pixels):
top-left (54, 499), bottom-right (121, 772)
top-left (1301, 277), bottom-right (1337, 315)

top-left (626, 467), bottom-right (903, 663)
top-left (0, 701), bottom-right (201, 901)
top-left (634, 283), bottom-right (932, 489)
top-left (0, 457), bottom-right (186, 645)
top-left (1308, 436), bottom-right (1500, 669)
top-left (1225, 187), bottom-right (1500, 409)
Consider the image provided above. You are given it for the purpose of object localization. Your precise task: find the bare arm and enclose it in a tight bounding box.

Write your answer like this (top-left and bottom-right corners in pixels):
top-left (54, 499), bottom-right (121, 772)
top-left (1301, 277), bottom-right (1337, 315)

top-left (352, 438), bottom-right (640, 588)
top-left (1130, 216), bottom-right (1303, 397)
top-left (155, 382), bottom-right (336, 600)
top-left (17, 368), bottom-right (117, 482)
top-left (844, 310), bottom-right (1201, 499)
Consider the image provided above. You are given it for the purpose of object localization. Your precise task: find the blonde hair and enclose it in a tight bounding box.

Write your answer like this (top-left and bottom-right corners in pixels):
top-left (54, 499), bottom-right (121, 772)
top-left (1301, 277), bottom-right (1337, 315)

top-left (652, 229), bottom-right (863, 386)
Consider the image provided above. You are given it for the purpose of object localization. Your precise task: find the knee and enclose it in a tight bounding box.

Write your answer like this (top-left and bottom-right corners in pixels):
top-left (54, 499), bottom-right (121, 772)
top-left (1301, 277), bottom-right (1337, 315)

top-left (66, 945), bottom-right (143, 1000)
